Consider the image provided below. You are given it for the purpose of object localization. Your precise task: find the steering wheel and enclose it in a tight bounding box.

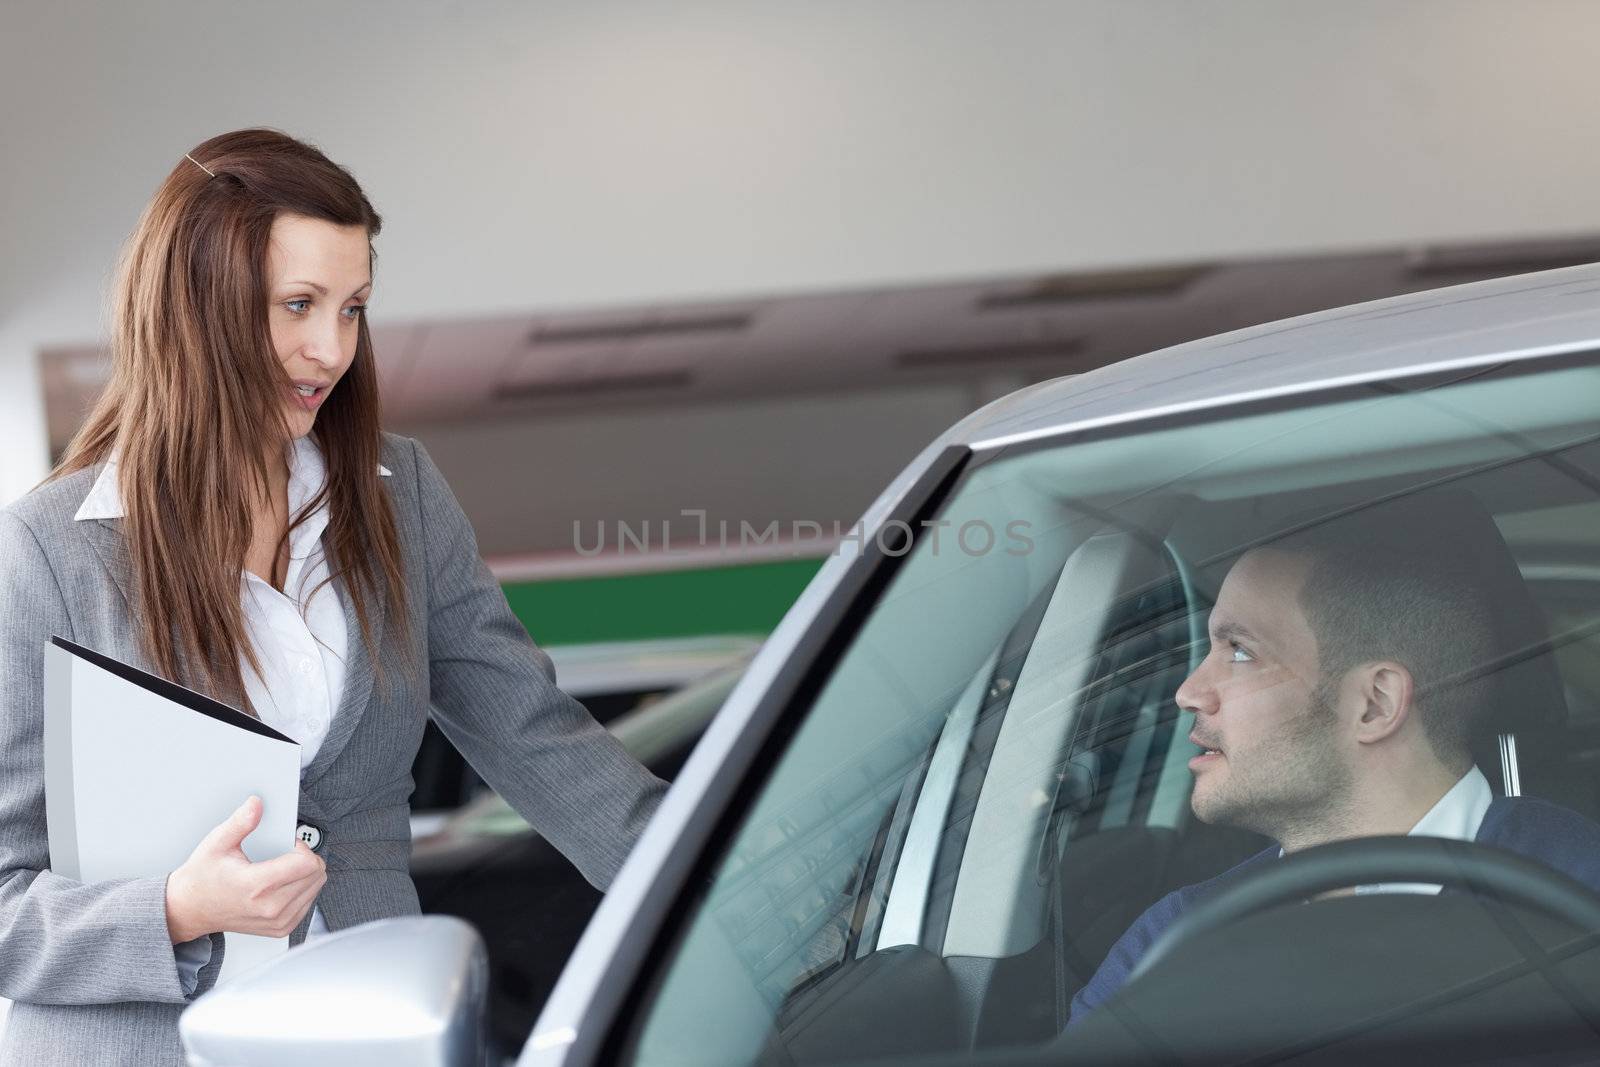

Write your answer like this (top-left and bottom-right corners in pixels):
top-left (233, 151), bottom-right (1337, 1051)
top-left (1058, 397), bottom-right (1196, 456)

top-left (1128, 835), bottom-right (1600, 982)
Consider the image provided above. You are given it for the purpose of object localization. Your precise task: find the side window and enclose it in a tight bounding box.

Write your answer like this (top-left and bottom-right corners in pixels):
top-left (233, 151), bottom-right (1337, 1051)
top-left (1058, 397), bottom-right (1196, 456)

top-left (704, 706), bottom-right (937, 1008)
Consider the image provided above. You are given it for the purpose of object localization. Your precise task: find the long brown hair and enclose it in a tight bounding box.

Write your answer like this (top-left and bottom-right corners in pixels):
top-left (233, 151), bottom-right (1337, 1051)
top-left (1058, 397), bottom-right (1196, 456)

top-left (53, 128), bottom-right (409, 712)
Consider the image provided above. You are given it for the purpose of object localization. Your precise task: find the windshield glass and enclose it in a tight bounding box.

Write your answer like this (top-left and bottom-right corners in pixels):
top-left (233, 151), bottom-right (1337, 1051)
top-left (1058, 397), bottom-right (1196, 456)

top-left (623, 358), bottom-right (1600, 1065)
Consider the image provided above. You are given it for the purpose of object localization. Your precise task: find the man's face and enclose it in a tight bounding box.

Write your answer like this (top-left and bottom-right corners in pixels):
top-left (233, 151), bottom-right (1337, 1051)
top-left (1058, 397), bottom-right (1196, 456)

top-left (1175, 549), bottom-right (1353, 838)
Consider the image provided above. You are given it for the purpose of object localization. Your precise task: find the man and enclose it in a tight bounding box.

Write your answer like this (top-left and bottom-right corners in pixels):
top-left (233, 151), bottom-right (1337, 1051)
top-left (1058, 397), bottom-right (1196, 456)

top-left (1068, 489), bottom-right (1600, 1024)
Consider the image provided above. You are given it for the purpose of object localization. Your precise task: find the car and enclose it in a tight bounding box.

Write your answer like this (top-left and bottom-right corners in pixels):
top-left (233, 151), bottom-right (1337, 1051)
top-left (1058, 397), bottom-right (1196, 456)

top-left (179, 263), bottom-right (1600, 1066)
top-left (408, 635), bottom-right (762, 827)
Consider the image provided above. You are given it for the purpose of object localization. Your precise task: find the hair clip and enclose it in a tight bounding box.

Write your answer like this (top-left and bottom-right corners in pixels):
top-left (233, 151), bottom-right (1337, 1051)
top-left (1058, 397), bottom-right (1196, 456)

top-left (185, 153), bottom-right (216, 178)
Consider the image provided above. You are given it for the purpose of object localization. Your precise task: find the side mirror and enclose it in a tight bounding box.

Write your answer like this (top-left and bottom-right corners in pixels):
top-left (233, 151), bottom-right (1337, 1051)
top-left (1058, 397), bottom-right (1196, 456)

top-left (179, 915), bottom-right (488, 1067)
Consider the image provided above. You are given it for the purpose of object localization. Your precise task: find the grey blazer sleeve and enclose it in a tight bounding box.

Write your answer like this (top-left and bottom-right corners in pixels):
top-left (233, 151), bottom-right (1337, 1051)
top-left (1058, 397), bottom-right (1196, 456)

top-left (411, 440), bottom-right (668, 890)
top-left (0, 510), bottom-right (226, 1006)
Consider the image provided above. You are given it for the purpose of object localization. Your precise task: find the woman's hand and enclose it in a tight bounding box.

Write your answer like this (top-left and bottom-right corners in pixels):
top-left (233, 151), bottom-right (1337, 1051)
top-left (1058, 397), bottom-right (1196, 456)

top-left (164, 796), bottom-right (327, 944)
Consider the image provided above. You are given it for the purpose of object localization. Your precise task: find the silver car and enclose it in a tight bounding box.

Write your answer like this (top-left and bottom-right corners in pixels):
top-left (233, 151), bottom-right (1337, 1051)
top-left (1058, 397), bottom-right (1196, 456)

top-left (181, 264), bottom-right (1600, 1066)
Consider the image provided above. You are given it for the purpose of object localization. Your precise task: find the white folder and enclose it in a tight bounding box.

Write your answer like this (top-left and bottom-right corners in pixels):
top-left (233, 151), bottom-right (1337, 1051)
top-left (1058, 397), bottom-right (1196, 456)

top-left (42, 636), bottom-right (302, 985)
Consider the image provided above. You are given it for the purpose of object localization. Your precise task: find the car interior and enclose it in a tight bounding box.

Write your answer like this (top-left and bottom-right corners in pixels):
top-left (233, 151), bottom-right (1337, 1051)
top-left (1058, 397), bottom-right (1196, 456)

top-left (623, 359), bottom-right (1600, 1066)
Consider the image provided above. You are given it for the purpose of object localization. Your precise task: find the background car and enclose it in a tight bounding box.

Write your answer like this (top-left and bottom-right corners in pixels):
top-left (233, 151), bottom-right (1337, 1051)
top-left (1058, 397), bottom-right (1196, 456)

top-left (408, 635), bottom-right (761, 826)
top-left (412, 643), bottom-right (755, 1055)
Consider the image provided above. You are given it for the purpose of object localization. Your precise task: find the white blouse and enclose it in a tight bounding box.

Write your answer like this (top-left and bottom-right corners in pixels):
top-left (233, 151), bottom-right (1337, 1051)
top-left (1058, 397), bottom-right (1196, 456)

top-left (73, 436), bottom-right (392, 985)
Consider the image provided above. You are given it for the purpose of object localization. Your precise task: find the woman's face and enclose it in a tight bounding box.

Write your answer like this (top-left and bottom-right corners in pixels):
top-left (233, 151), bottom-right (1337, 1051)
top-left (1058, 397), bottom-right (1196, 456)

top-left (265, 213), bottom-right (373, 439)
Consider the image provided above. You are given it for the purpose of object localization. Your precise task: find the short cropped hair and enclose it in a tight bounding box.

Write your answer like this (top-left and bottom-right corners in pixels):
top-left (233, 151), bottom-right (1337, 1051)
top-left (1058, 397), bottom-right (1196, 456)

top-left (1265, 497), bottom-right (1505, 767)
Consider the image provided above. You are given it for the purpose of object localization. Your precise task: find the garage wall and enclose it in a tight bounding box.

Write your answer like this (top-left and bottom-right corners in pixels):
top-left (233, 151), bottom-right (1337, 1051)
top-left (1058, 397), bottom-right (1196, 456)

top-left (404, 382), bottom-right (976, 557)
top-left (10, 1), bottom-right (1600, 500)
top-left (502, 558), bottom-right (824, 646)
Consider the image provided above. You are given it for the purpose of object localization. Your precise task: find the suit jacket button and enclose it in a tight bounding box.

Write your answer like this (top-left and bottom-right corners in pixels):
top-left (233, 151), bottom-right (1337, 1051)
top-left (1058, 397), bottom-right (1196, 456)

top-left (296, 823), bottom-right (323, 851)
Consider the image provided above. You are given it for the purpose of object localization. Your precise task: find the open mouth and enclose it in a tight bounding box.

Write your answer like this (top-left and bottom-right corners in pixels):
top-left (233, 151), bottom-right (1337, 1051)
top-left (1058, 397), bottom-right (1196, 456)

top-left (289, 380), bottom-right (330, 406)
top-left (1188, 733), bottom-right (1223, 766)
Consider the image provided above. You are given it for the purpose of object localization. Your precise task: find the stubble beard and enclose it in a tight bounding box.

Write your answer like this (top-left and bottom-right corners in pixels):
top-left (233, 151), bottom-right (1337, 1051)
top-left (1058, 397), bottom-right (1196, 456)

top-left (1190, 677), bottom-right (1354, 845)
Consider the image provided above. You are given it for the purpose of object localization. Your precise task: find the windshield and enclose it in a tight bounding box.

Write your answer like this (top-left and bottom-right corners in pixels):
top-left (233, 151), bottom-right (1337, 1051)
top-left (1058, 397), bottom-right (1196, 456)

top-left (621, 358), bottom-right (1600, 1065)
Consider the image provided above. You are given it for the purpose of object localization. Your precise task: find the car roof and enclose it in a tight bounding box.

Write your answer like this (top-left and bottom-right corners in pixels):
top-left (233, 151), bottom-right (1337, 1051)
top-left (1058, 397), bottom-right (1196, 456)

top-left (942, 261), bottom-right (1600, 451)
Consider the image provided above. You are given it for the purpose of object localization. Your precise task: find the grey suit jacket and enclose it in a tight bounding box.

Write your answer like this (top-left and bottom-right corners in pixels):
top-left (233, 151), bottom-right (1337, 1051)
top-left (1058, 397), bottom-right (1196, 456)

top-left (0, 433), bottom-right (668, 1066)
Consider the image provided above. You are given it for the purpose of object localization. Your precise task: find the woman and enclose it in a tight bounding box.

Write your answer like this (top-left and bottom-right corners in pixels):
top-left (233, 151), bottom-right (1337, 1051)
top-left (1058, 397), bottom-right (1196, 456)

top-left (0, 129), bottom-right (667, 1066)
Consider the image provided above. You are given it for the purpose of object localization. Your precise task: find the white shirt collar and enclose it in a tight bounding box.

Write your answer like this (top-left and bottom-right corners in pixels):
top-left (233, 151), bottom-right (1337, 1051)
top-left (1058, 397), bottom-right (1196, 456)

top-left (73, 438), bottom-right (391, 523)
top-left (1273, 765), bottom-right (1494, 893)
top-left (1408, 764), bottom-right (1494, 842)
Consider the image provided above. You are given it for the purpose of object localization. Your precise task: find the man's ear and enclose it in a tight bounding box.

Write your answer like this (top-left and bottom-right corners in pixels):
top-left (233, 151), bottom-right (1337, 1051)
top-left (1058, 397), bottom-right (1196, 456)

top-left (1353, 661), bottom-right (1415, 744)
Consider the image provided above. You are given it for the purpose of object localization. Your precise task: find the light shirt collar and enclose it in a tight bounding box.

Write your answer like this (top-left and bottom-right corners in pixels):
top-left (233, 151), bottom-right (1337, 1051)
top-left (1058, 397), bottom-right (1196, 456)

top-left (73, 438), bottom-right (391, 524)
top-left (1407, 764), bottom-right (1494, 843)
top-left (1274, 765), bottom-right (1494, 894)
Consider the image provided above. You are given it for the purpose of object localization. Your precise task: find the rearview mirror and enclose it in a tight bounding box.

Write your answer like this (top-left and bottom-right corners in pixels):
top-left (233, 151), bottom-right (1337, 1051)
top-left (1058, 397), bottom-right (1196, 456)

top-left (179, 915), bottom-right (488, 1066)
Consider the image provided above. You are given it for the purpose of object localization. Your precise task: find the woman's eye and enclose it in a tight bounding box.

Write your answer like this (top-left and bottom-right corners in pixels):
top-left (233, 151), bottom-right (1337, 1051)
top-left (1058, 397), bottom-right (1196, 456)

top-left (283, 300), bottom-right (366, 317)
top-left (1229, 644), bottom-right (1254, 664)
